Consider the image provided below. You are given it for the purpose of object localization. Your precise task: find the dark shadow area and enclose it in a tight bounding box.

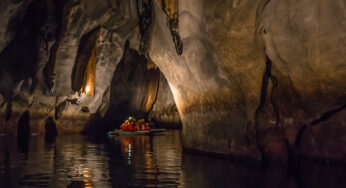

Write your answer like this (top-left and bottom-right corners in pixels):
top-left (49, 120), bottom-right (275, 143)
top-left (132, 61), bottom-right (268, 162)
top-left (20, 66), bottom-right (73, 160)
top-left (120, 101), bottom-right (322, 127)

top-left (17, 111), bottom-right (30, 153)
top-left (0, 0), bottom-right (52, 97)
top-left (44, 117), bottom-right (57, 143)
top-left (67, 181), bottom-right (85, 188)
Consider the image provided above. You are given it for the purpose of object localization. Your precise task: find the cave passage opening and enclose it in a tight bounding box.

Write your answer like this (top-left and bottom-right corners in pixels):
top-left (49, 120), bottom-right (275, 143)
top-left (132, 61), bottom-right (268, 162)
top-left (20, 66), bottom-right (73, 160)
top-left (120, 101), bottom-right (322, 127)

top-left (80, 40), bottom-right (182, 134)
top-left (102, 42), bottom-right (182, 131)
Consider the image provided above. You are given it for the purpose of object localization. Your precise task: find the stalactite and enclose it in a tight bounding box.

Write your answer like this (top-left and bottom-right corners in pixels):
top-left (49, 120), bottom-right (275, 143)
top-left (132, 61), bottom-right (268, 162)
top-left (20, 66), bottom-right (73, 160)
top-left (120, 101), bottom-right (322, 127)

top-left (159, 0), bottom-right (183, 55)
top-left (137, 0), bottom-right (183, 55)
top-left (43, 0), bottom-right (80, 94)
top-left (141, 69), bottom-right (160, 112)
top-left (137, 0), bottom-right (153, 54)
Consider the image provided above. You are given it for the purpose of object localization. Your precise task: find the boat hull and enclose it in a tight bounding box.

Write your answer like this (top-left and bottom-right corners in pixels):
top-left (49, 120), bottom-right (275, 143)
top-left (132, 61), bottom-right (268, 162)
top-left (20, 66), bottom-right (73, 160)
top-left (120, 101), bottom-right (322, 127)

top-left (108, 129), bottom-right (166, 136)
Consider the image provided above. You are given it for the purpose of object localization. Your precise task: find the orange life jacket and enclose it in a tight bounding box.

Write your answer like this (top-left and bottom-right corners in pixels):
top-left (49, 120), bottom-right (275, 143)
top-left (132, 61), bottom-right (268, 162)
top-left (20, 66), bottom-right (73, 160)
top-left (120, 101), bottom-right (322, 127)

top-left (135, 123), bottom-right (140, 131)
top-left (120, 123), bottom-right (127, 131)
top-left (127, 123), bottom-right (135, 131)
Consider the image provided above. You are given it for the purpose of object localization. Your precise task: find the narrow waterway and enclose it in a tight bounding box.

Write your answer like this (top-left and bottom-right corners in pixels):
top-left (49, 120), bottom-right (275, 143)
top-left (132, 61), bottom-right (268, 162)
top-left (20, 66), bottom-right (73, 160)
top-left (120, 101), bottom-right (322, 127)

top-left (0, 130), bottom-right (345, 187)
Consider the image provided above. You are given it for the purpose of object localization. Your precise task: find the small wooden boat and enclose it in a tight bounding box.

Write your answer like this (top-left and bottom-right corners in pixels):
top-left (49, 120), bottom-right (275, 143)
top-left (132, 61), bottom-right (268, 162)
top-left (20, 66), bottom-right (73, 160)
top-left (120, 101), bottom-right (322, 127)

top-left (147, 129), bottom-right (166, 134)
top-left (108, 129), bottom-right (166, 136)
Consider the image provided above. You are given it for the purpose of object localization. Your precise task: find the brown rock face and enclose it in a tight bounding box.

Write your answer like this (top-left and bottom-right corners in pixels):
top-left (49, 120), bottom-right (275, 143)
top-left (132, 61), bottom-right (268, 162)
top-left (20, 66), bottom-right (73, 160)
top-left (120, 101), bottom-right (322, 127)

top-left (0, 0), bottom-right (345, 161)
top-left (255, 0), bottom-right (346, 161)
top-left (149, 72), bottom-right (181, 128)
top-left (149, 0), bottom-right (346, 161)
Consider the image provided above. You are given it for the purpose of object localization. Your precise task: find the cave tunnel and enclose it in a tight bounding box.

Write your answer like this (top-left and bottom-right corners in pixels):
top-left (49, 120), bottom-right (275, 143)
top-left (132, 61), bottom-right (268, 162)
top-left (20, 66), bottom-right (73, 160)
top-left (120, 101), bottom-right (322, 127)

top-left (0, 0), bottom-right (346, 187)
top-left (82, 40), bottom-right (182, 134)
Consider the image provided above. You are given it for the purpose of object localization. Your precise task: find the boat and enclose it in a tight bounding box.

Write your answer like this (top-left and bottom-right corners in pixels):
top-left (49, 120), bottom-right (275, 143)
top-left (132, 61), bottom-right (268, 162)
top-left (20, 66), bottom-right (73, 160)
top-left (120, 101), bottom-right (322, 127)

top-left (148, 129), bottom-right (166, 134)
top-left (108, 129), bottom-right (166, 136)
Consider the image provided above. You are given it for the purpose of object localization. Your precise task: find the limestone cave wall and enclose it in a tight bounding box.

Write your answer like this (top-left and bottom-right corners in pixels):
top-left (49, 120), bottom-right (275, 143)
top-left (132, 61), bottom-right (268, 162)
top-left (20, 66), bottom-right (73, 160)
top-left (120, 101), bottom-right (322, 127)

top-left (149, 72), bottom-right (182, 129)
top-left (148, 0), bottom-right (346, 161)
top-left (0, 0), bottom-right (345, 162)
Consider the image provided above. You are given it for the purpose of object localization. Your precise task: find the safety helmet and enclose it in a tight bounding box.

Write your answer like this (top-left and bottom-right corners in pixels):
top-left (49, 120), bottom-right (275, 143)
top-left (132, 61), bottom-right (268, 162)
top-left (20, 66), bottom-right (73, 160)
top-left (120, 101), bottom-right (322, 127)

top-left (129, 116), bottom-right (136, 121)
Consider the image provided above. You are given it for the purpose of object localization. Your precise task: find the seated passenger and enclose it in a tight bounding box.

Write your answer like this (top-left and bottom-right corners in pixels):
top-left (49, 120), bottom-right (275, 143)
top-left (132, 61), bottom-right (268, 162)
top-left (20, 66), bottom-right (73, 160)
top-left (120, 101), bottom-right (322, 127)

top-left (135, 122), bottom-right (141, 131)
top-left (127, 121), bottom-right (135, 131)
top-left (144, 123), bottom-right (151, 131)
top-left (120, 122), bottom-right (127, 131)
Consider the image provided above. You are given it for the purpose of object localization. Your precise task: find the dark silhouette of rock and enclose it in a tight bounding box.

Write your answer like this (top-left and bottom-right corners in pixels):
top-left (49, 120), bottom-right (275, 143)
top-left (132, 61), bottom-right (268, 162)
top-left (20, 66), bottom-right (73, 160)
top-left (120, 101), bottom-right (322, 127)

top-left (44, 117), bottom-right (57, 141)
top-left (68, 181), bottom-right (85, 188)
top-left (17, 110), bottom-right (30, 152)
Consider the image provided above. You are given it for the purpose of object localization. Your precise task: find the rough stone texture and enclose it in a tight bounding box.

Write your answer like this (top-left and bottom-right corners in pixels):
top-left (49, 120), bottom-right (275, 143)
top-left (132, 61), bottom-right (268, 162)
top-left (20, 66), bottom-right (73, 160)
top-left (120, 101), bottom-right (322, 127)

top-left (255, 0), bottom-right (346, 161)
top-left (149, 0), bottom-right (262, 158)
top-left (149, 0), bottom-right (346, 161)
top-left (0, 0), bottom-right (140, 134)
top-left (45, 0), bottom-right (139, 96)
top-left (87, 28), bottom-right (125, 114)
top-left (149, 72), bottom-right (181, 128)
top-left (0, 0), bottom-right (34, 52)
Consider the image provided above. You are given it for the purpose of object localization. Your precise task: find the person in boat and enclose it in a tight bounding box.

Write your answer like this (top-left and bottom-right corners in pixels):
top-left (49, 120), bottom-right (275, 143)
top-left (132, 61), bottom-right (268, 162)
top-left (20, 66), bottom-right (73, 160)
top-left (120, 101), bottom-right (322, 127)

top-left (144, 123), bottom-right (151, 131)
top-left (137, 119), bottom-right (150, 131)
top-left (120, 119), bottom-right (135, 131)
top-left (134, 121), bottom-right (141, 131)
top-left (120, 120), bottom-right (128, 131)
top-left (127, 118), bottom-right (135, 131)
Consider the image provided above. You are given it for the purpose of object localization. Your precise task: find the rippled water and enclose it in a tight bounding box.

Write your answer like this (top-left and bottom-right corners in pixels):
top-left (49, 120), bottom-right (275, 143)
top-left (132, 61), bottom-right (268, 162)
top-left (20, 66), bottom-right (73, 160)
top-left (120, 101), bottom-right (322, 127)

top-left (1, 130), bottom-right (346, 188)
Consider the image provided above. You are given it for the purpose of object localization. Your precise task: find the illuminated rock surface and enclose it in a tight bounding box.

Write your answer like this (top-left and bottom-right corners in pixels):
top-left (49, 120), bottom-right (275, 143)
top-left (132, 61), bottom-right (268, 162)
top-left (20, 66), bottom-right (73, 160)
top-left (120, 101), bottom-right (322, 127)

top-left (0, 0), bottom-right (345, 161)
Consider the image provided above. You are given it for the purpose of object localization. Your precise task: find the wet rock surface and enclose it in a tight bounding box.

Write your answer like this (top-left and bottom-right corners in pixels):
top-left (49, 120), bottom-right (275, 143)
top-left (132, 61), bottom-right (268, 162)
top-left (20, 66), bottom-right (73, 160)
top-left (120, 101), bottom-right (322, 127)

top-left (0, 0), bottom-right (345, 162)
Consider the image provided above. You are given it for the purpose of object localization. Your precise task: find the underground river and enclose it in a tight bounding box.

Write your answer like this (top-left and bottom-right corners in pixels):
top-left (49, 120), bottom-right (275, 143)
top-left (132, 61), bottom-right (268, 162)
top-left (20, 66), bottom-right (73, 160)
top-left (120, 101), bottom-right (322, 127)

top-left (1, 130), bottom-right (346, 187)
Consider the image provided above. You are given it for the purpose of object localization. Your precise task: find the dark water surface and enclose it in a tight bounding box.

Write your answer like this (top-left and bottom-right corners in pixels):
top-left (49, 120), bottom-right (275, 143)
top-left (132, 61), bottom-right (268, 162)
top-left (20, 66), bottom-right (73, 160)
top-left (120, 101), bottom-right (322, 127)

top-left (1, 130), bottom-right (346, 188)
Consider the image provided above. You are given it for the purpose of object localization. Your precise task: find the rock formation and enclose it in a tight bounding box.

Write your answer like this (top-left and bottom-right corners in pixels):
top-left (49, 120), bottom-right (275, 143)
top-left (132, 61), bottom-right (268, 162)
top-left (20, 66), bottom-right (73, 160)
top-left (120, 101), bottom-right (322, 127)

top-left (149, 72), bottom-right (181, 128)
top-left (0, 0), bottom-right (345, 162)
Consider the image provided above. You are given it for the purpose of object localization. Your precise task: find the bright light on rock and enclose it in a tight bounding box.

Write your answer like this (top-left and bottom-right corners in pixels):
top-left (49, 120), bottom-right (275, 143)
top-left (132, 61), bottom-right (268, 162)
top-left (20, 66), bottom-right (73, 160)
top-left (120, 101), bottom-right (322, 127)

top-left (85, 85), bottom-right (91, 94)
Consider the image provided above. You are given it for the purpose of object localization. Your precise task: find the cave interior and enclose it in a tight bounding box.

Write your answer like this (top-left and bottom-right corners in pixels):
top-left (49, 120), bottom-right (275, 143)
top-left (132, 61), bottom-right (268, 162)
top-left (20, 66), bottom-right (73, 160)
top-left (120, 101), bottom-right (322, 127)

top-left (0, 0), bottom-right (345, 164)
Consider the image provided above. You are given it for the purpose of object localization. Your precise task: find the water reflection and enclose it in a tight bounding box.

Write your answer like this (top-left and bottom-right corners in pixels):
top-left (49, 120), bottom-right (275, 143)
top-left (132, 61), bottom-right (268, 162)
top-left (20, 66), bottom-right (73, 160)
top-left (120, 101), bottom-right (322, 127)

top-left (108, 132), bottom-right (183, 187)
top-left (0, 131), bottom-right (346, 187)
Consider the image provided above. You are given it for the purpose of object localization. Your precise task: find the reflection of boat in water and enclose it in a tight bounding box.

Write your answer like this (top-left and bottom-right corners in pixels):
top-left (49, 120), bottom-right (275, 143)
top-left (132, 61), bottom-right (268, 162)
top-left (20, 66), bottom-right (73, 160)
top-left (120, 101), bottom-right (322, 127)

top-left (108, 129), bottom-right (166, 136)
